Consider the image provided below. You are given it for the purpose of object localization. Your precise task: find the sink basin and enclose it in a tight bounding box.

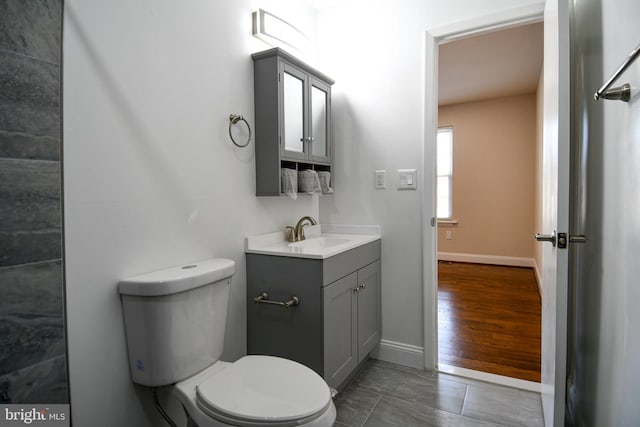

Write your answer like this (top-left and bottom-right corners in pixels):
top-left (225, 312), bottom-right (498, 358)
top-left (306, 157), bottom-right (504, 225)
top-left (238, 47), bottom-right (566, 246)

top-left (245, 224), bottom-right (382, 259)
top-left (288, 237), bottom-right (350, 249)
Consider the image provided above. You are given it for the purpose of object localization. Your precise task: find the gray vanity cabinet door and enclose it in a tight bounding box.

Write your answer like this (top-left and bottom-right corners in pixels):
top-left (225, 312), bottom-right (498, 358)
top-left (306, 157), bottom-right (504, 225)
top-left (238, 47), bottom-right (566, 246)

top-left (323, 272), bottom-right (358, 389)
top-left (356, 261), bottom-right (381, 363)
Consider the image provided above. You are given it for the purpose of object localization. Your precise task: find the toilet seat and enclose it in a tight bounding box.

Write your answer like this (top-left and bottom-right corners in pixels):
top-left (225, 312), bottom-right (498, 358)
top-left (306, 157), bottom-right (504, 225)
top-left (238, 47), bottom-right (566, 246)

top-left (194, 355), bottom-right (332, 427)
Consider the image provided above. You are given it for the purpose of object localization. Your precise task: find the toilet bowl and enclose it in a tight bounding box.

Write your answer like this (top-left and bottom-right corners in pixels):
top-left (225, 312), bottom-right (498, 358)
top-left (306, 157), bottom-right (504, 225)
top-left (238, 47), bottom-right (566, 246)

top-left (174, 356), bottom-right (336, 427)
top-left (119, 258), bottom-right (336, 427)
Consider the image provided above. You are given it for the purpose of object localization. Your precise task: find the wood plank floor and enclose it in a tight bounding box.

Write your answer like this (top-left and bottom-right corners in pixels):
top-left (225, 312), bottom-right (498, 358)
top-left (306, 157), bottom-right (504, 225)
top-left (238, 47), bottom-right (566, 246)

top-left (437, 261), bottom-right (541, 382)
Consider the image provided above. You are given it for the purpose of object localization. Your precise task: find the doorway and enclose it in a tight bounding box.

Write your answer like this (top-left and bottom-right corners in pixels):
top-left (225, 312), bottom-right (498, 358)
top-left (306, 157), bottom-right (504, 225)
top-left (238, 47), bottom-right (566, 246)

top-left (425, 11), bottom-right (542, 389)
top-left (435, 23), bottom-right (543, 383)
top-left (423, 4), bottom-right (572, 424)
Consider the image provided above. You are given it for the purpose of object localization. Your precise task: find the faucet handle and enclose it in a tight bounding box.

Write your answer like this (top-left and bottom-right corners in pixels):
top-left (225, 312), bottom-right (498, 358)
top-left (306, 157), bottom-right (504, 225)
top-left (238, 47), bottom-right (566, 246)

top-left (285, 226), bottom-right (295, 242)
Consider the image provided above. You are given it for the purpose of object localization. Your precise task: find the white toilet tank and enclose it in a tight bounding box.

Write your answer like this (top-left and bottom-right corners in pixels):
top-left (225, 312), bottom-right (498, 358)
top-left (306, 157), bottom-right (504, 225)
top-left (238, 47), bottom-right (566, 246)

top-left (118, 258), bottom-right (235, 387)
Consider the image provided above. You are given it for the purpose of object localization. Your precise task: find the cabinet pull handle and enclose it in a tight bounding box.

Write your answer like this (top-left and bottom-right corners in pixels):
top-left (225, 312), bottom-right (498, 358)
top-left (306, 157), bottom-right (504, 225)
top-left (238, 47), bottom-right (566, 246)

top-left (252, 292), bottom-right (300, 308)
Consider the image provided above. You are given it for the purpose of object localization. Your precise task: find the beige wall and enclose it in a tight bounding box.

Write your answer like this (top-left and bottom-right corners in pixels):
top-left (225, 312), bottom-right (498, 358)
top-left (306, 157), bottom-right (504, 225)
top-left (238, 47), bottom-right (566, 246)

top-left (438, 93), bottom-right (537, 259)
top-left (534, 70), bottom-right (544, 277)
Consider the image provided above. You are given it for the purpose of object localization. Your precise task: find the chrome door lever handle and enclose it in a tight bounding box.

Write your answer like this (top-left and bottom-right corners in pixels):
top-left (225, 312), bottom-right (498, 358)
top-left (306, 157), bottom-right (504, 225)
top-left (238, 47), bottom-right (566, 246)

top-left (535, 231), bottom-right (588, 249)
top-left (534, 231), bottom-right (557, 247)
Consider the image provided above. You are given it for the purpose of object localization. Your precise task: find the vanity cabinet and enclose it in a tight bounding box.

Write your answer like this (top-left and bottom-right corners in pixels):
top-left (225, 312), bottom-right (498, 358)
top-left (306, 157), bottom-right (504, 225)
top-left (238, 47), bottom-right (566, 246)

top-left (246, 240), bottom-right (381, 390)
top-left (252, 48), bottom-right (334, 196)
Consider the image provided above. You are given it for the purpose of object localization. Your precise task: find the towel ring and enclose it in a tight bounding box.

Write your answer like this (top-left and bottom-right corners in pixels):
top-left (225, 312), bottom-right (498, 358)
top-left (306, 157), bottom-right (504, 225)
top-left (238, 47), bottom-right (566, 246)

top-left (228, 114), bottom-right (251, 148)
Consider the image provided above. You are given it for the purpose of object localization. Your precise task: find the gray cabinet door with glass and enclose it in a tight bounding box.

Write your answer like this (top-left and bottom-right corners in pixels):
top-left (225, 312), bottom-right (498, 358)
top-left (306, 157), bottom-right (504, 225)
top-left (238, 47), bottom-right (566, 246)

top-left (253, 48), bottom-right (333, 195)
top-left (280, 61), bottom-right (331, 164)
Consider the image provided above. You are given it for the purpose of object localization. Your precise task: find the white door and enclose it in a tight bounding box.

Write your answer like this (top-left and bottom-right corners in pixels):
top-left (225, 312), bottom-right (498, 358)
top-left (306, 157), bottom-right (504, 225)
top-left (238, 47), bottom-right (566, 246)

top-left (537, 1), bottom-right (570, 425)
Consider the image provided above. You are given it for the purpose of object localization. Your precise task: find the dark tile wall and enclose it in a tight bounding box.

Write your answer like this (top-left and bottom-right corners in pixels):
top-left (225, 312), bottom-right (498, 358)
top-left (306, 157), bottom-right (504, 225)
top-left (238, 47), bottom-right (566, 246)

top-left (0, 0), bottom-right (67, 404)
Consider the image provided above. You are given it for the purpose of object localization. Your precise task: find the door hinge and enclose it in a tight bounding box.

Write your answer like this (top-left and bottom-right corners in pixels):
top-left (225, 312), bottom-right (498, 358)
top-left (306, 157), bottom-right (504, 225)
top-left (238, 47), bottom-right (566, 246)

top-left (431, 217), bottom-right (436, 227)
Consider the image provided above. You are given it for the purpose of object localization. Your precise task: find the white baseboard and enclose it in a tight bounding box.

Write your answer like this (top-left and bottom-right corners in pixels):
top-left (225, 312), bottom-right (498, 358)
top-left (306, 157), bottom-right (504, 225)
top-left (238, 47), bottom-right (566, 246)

top-left (438, 252), bottom-right (535, 268)
top-left (371, 339), bottom-right (424, 370)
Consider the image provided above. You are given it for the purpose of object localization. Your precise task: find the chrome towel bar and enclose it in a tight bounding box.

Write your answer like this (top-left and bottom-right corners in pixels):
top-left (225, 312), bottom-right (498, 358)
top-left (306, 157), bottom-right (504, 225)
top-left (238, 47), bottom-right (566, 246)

top-left (253, 292), bottom-right (300, 308)
top-left (594, 42), bottom-right (640, 102)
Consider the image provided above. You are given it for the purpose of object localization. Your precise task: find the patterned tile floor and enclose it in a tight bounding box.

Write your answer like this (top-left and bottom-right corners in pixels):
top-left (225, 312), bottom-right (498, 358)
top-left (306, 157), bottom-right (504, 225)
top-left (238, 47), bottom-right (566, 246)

top-left (334, 359), bottom-right (544, 427)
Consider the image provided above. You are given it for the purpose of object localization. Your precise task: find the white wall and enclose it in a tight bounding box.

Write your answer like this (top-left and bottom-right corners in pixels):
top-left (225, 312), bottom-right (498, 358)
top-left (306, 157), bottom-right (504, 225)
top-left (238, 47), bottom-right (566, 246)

top-left (63, 1), bottom-right (320, 425)
top-left (317, 0), bottom-right (545, 366)
top-left (596, 1), bottom-right (640, 419)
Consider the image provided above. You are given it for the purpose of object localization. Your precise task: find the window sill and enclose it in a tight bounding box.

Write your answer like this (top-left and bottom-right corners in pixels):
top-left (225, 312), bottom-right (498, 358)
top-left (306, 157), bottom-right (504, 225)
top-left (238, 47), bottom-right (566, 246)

top-left (437, 219), bottom-right (459, 227)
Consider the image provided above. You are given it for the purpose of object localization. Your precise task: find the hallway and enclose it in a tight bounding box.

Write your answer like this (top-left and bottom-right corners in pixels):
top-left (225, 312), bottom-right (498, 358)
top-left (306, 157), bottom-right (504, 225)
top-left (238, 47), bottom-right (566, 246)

top-left (438, 262), bottom-right (541, 382)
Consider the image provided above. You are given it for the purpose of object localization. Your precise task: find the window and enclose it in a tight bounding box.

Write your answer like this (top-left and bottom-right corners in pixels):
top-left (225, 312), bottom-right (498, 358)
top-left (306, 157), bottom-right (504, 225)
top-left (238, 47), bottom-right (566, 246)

top-left (437, 127), bottom-right (453, 219)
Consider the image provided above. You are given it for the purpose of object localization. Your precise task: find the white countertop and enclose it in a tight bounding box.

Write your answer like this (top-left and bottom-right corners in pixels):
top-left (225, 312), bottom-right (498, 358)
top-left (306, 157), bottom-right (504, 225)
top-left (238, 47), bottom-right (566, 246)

top-left (245, 224), bottom-right (382, 259)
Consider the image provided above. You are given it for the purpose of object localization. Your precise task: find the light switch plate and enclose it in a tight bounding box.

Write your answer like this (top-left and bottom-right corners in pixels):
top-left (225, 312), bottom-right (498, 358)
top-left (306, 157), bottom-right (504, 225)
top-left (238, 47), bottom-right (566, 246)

top-left (375, 170), bottom-right (386, 189)
top-left (397, 169), bottom-right (417, 190)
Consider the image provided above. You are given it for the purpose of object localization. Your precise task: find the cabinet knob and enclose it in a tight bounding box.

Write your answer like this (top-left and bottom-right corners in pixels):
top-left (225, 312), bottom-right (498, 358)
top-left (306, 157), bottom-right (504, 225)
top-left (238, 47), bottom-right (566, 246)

top-left (353, 283), bottom-right (366, 293)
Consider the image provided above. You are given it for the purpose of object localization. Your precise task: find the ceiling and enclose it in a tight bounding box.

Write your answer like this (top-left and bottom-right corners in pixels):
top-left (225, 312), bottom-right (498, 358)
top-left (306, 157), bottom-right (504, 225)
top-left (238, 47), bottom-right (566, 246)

top-left (307, 3), bottom-right (543, 106)
top-left (438, 22), bottom-right (544, 106)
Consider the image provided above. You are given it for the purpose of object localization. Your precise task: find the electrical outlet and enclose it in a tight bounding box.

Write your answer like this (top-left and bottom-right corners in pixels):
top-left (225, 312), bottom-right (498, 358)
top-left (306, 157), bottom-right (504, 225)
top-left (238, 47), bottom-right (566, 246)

top-left (445, 230), bottom-right (453, 240)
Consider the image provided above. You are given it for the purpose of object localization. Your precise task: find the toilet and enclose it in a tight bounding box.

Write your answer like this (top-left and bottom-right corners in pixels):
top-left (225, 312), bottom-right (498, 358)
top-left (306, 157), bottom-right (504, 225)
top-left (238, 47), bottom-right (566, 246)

top-left (118, 258), bottom-right (336, 427)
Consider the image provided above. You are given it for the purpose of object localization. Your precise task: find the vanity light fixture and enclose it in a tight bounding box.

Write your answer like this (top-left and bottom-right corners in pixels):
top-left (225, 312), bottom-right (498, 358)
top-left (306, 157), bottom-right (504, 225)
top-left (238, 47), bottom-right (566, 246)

top-left (252, 9), bottom-right (316, 58)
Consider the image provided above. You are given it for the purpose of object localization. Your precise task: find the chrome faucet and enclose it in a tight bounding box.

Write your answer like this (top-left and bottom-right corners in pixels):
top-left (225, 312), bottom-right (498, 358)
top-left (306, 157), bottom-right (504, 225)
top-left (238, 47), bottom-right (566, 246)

top-left (286, 216), bottom-right (318, 242)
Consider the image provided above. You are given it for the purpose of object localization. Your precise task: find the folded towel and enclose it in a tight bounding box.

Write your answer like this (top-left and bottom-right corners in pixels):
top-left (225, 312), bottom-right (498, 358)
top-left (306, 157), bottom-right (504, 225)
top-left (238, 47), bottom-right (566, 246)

top-left (298, 170), bottom-right (322, 194)
top-left (281, 168), bottom-right (298, 200)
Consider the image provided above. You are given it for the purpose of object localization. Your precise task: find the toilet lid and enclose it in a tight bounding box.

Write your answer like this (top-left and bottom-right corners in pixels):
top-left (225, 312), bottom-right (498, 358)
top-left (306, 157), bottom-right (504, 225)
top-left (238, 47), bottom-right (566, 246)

top-left (196, 355), bottom-right (331, 424)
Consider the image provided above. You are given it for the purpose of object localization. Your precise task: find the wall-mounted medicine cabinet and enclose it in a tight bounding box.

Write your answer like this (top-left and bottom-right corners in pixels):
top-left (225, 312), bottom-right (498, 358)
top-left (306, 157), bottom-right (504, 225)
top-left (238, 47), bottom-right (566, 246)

top-left (252, 48), bottom-right (334, 196)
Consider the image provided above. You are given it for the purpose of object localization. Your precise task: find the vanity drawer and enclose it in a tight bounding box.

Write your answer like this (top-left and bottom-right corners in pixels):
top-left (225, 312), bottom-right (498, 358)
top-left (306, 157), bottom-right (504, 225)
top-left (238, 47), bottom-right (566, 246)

top-left (322, 240), bottom-right (381, 286)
